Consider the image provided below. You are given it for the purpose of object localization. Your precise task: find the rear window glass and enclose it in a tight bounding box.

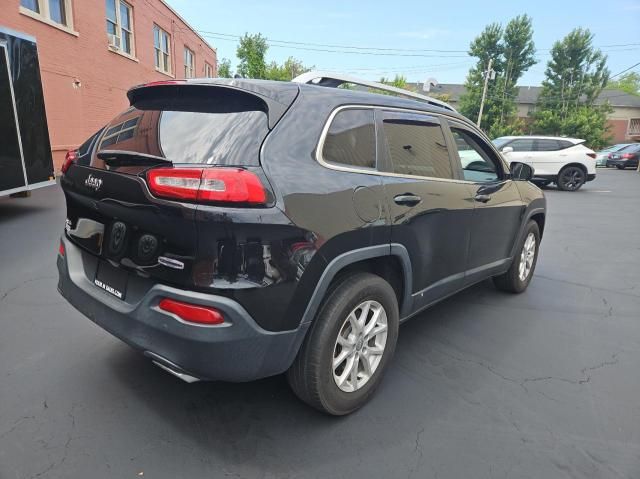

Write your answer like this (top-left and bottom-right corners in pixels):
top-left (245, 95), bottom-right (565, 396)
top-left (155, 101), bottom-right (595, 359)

top-left (382, 117), bottom-right (452, 179)
top-left (93, 88), bottom-right (269, 168)
top-left (322, 109), bottom-right (376, 169)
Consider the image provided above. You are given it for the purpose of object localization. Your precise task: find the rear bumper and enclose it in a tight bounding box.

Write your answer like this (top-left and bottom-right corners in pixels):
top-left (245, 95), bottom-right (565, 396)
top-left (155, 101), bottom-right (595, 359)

top-left (56, 237), bottom-right (309, 382)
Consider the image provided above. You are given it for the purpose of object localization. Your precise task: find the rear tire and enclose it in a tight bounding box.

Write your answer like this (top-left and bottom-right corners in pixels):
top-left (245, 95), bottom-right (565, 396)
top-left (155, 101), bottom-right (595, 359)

top-left (556, 165), bottom-right (586, 191)
top-left (287, 272), bottom-right (399, 415)
top-left (616, 165), bottom-right (626, 170)
top-left (493, 220), bottom-right (540, 294)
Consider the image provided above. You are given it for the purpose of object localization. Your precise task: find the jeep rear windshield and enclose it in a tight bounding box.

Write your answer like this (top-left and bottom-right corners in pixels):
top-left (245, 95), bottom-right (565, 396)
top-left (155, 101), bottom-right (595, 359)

top-left (91, 86), bottom-right (269, 169)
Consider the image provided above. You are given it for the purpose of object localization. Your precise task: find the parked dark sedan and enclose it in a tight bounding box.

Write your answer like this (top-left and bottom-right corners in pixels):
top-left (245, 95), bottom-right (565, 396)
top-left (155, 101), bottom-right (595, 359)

top-left (607, 143), bottom-right (640, 169)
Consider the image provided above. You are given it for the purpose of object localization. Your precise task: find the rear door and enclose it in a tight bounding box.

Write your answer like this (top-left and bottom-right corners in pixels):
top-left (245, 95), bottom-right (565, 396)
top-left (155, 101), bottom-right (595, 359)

top-left (447, 121), bottom-right (525, 283)
top-left (378, 110), bottom-right (473, 311)
top-left (0, 42), bottom-right (27, 193)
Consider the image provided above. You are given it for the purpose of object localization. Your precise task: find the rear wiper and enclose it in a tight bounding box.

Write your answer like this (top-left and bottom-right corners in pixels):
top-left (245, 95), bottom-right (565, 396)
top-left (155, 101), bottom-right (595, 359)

top-left (97, 150), bottom-right (172, 167)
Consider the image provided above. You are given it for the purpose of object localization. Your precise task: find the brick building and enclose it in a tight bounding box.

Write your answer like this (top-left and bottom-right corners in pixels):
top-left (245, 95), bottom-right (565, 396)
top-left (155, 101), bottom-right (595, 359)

top-left (407, 83), bottom-right (640, 145)
top-left (0, 0), bottom-right (217, 170)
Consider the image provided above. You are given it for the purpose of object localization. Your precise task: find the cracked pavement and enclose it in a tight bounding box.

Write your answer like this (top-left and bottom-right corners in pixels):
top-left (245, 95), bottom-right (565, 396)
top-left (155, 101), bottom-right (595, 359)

top-left (1, 170), bottom-right (639, 478)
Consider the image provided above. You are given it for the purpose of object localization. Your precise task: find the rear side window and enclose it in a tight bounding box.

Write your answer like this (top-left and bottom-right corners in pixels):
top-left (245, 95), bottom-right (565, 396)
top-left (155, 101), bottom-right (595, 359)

top-left (510, 139), bottom-right (535, 152)
top-left (93, 87), bottom-right (269, 168)
top-left (382, 115), bottom-right (452, 179)
top-left (535, 139), bottom-right (561, 151)
top-left (322, 109), bottom-right (376, 169)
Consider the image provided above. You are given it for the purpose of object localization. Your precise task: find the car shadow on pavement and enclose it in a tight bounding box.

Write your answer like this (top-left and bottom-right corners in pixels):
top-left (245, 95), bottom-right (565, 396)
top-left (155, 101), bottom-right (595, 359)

top-left (0, 200), bottom-right (50, 222)
top-left (103, 279), bottom-right (524, 473)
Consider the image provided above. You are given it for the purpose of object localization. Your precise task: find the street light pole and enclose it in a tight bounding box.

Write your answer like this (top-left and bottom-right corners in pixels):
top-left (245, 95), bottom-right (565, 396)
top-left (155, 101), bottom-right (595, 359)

top-left (477, 58), bottom-right (493, 129)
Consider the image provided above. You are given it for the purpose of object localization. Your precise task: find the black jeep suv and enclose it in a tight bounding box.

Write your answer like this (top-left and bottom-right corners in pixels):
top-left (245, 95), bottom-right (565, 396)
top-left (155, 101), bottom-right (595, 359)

top-left (57, 78), bottom-right (546, 415)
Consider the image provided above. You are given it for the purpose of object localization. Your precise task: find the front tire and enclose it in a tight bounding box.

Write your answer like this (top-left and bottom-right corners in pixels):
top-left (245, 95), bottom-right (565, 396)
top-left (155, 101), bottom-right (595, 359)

top-left (287, 272), bottom-right (399, 415)
top-left (493, 220), bottom-right (540, 293)
top-left (616, 165), bottom-right (626, 170)
top-left (557, 165), bottom-right (586, 191)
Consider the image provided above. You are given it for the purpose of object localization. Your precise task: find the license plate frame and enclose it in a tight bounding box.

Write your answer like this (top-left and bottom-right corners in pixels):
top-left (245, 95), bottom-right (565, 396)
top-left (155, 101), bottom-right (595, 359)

top-left (94, 260), bottom-right (128, 300)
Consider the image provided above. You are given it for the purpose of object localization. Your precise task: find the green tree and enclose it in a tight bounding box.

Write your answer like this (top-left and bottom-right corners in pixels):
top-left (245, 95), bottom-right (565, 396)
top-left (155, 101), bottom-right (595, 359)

top-left (373, 75), bottom-right (408, 95)
top-left (236, 33), bottom-right (268, 79)
top-left (532, 28), bottom-right (612, 148)
top-left (265, 56), bottom-right (312, 81)
top-left (459, 15), bottom-right (536, 134)
top-left (217, 58), bottom-right (232, 78)
top-left (607, 72), bottom-right (640, 96)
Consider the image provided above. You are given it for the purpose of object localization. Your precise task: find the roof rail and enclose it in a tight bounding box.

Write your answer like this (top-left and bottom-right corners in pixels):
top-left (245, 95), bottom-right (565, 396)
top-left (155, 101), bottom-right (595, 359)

top-left (292, 71), bottom-right (457, 112)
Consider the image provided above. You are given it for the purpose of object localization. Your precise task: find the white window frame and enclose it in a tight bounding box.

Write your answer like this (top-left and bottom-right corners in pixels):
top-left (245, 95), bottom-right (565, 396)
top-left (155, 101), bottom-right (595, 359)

top-left (204, 62), bottom-right (214, 78)
top-left (184, 47), bottom-right (195, 78)
top-left (19, 0), bottom-right (77, 35)
top-left (106, 0), bottom-right (135, 57)
top-left (153, 24), bottom-right (171, 75)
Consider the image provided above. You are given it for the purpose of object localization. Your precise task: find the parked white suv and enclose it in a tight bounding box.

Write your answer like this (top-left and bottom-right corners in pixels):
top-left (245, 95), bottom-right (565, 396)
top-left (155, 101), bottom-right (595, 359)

top-left (493, 136), bottom-right (596, 191)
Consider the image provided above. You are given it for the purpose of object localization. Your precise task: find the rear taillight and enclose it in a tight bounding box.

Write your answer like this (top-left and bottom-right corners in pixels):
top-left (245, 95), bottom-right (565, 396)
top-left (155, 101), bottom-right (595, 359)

top-left (58, 239), bottom-right (65, 256)
top-left (622, 153), bottom-right (634, 159)
top-left (61, 149), bottom-right (78, 174)
top-left (586, 153), bottom-right (596, 159)
top-left (146, 167), bottom-right (266, 205)
top-left (159, 298), bottom-right (225, 325)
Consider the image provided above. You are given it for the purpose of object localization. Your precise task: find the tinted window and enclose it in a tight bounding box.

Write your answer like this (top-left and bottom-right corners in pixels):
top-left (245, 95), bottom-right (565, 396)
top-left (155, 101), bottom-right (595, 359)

top-left (93, 90), bottom-right (269, 170)
top-left (535, 139), bottom-right (561, 151)
top-left (510, 139), bottom-right (535, 152)
top-left (76, 129), bottom-right (104, 166)
top-left (451, 128), bottom-right (499, 182)
top-left (323, 109), bottom-right (376, 169)
top-left (557, 140), bottom-right (573, 149)
top-left (620, 144), bottom-right (640, 153)
top-left (382, 116), bottom-right (451, 179)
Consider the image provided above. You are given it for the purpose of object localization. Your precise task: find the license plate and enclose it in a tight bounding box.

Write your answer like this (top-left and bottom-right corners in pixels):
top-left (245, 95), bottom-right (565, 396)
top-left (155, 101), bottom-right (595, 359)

top-left (94, 261), bottom-right (127, 300)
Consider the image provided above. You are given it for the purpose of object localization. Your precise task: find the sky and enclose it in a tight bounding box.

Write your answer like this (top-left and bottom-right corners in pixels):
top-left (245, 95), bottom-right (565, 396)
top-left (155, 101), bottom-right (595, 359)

top-left (166, 0), bottom-right (640, 86)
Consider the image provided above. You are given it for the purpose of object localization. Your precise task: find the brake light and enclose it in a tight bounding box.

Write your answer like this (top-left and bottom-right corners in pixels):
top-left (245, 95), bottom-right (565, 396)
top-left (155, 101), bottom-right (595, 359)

top-left (622, 153), bottom-right (634, 159)
top-left (159, 298), bottom-right (225, 325)
top-left (586, 153), bottom-right (596, 159)
top-left (61, 149), bottom-right (78, 174)
top-left (146, 167), bottom-right (266, 204)
top-left (58, 239), bottom-right (65, 256)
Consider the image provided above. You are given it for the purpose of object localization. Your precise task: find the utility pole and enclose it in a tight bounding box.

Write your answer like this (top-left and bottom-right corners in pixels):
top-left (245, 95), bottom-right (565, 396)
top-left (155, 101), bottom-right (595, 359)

top-left (477, 58), bottom-right (494, 128)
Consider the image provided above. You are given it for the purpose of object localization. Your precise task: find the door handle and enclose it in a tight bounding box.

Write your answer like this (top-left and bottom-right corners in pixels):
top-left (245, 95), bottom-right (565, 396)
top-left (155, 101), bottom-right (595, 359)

top-left (474, 194), bottom-right (492, 203)
top-left (394, 194), bottom-right (422, 206)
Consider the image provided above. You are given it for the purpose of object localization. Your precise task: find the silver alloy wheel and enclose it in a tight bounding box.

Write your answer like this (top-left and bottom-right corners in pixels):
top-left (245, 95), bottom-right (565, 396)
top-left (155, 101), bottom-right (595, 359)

top-left (332, 300), bottom-right (388, 393)
top-left (559, 167), bottom-right (585, 190)
top-left (518, 232), bottom-right (536, 282)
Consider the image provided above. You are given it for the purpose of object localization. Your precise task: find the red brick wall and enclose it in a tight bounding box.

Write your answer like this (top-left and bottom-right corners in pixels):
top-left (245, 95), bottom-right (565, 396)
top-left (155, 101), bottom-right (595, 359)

top-left (1, 0), bottom-right (217, 170)
top-left (607, 119), bottom-right (629, 143)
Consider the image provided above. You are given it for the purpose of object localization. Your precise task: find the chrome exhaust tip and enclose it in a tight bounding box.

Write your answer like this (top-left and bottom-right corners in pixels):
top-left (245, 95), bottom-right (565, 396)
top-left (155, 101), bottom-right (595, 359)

top-left (144, 351), bottom-right (201, 383)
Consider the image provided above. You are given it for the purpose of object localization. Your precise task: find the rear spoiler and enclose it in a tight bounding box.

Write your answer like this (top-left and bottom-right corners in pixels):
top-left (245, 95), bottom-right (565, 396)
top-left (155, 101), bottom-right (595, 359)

top-left (127, 79), bottom-right (299, 129)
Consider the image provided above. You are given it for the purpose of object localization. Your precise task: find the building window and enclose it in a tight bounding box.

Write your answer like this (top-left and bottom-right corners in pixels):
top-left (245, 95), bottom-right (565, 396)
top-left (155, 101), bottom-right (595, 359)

top-left (153, 25), bottom-right (171, 74)
top-left (184, 47), bottom-right (195, 78)
top-left (20, 0), bottom-right (73, 28)
top-left (204, 62), bottom-right (214, 78)
top-left (106, 0), bottom-right (134, 56)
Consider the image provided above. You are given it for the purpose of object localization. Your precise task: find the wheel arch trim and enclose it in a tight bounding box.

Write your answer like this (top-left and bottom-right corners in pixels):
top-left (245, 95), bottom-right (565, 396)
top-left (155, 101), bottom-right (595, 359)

top-left (300, 244), bottom-right (413, 326)
top-left (510, 205), bottom-right (546, 258)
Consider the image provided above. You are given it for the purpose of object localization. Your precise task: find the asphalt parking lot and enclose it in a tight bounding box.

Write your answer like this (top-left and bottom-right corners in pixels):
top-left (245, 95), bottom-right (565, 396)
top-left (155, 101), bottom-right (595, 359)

top-left (1, 169), bottom-right (639, 479)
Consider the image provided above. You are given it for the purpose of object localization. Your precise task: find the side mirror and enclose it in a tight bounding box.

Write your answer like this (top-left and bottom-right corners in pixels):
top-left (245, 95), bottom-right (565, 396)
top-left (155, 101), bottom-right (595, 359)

top-left (510, 162), bottom-right (534, 181)
top-left (501, 146), bottom-right (514, 154)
